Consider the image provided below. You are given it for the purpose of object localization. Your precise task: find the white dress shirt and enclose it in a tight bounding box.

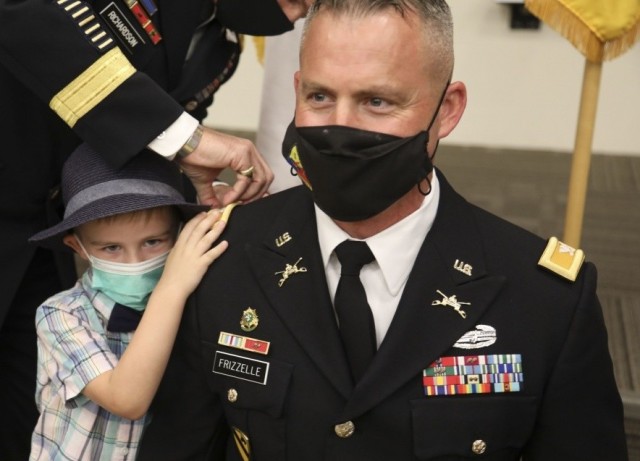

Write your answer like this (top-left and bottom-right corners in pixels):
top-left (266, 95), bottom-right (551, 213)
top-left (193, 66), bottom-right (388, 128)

top-left (316, 172), bottom-right (441, 348)
top-left (147, 111), bottom-right (199, 159)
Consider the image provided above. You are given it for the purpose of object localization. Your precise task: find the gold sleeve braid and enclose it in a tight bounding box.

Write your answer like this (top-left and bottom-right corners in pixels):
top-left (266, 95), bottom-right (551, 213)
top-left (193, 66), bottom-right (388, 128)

top-left (55, 0), bottom-right (114, 50)
top-left (49, 48), bottom-right (136, 128)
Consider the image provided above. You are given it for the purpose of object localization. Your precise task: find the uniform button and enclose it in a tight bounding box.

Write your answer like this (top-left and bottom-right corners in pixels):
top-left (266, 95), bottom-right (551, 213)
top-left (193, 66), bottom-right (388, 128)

top-left (472, 439), bottom-right (487, 455)
top-left (227, 388), bottom-right (238, 403)
top-left (334, 421), bottom-right (355, 438)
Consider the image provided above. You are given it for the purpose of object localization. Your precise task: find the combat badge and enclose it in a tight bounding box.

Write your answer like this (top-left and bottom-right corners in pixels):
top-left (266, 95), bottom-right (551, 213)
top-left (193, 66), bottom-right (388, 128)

top-left (453, 325), bottom-right (497, 349)
top-left (538, 236), bottom-right (585, 282)
top-left (240, 308), bottom-right (259, 332)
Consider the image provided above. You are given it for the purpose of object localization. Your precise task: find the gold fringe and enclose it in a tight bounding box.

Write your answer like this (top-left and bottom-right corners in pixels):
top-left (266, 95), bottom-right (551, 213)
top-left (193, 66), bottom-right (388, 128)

top-left (525, 0), bottom-right (640, 62)
top-left (253, 36), bottom-right (265, 65)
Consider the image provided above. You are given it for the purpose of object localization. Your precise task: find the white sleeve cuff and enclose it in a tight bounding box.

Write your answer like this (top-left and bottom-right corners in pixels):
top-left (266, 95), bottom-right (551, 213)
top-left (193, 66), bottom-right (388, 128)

top-left (147, 112), bottom-right (200, 160)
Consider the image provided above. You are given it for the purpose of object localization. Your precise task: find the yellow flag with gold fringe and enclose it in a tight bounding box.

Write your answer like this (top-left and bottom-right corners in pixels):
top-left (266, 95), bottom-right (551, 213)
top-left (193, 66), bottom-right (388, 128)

top-left (524, 0), bottom-right (640, 248)
top-left (525, 0), bottom-right (640, 61)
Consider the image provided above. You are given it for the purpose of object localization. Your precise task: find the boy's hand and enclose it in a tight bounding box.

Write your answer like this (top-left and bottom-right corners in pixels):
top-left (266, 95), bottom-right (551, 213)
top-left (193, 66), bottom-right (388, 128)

top-left (158, 210), bottom-right (228, 298)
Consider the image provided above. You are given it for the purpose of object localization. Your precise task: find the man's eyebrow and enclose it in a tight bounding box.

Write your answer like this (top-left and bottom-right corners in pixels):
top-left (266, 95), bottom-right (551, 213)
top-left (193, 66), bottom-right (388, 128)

top-left (299, 80), bottom-right (330, 93)
top-left (300, 81), bottom-right (405, 99)
top-left (354, 84), bottom-right (405, 99)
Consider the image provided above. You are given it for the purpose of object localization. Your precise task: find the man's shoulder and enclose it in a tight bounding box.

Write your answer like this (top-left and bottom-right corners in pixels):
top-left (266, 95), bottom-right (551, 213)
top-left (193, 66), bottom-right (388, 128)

top-left (223, 186), bottom-right (311, 237)
top-left (469, 204), bottom-right (593, 288)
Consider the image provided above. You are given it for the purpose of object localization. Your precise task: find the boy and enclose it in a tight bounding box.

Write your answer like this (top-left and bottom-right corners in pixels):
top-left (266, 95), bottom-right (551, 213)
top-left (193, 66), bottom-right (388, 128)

top-left (28, 144), bottom-right (230, 460)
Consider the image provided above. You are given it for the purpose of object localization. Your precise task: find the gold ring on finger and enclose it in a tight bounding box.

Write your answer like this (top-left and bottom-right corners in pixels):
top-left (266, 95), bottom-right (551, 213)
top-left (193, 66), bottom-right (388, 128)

top-left (238, 166), bottom-right (255, 179)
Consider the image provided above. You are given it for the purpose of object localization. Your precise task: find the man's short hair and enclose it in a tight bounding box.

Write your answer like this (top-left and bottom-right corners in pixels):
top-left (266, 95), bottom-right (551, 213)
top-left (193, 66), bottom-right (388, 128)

top-left (302, 0), bottom-right (454, 84)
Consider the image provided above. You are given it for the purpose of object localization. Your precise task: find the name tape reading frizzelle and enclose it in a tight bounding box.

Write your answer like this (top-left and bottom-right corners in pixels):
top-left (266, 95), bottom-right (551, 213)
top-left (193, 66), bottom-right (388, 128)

top-left (212, 350), bottom-right (269, 385)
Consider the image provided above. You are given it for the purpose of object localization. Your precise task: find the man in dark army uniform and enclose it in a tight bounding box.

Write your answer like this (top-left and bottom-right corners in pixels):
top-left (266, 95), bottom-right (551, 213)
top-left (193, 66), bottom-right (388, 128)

top-left (139, 0), bottom-right (628, 459)
top-left (0, 0), bottom-right (311, 457)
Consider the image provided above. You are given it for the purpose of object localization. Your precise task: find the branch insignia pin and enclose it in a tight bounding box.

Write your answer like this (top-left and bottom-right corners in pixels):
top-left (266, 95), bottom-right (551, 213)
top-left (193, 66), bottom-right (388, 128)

top-left (432, 290), bottom-right (471, 318)
top-left (275, 257), bottom-right (307, 287)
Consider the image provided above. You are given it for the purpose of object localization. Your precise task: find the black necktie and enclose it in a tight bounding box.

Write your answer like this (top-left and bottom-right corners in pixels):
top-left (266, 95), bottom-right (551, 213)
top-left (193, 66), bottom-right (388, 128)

top-left (334, 240), bottom-right (376, 383)
top-left (107, 303), bottom-right (143, 332)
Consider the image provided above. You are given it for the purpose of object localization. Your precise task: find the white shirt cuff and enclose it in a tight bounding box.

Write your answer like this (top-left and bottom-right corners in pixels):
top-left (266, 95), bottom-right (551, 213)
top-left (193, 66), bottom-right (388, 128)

top-left (147, 112), bottom-right (200, 160)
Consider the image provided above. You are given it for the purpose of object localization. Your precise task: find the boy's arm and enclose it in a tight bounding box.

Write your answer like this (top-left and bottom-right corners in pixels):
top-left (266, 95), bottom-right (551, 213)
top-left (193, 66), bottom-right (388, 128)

top-left (83, 211), bottom-right (227, 420)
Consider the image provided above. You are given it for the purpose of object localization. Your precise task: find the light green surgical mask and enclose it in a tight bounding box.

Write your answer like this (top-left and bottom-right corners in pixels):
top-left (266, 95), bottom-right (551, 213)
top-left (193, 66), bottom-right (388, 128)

top-left (76, 236), bottom-right (169, 311)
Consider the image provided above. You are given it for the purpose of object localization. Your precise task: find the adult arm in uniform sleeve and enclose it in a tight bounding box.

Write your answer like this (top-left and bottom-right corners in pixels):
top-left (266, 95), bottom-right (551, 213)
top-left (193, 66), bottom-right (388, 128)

top-left (0, 0), bottom-right (182, 168)
top-left (0, 0), bottom-right (274, 205)
top-left (138, 297), bottom-right (227, 460)
top-left (522, 263), bottom-right (628, 460)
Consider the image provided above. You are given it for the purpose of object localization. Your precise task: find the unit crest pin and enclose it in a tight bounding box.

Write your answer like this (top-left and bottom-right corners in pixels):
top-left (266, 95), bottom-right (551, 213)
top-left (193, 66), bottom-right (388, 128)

top-left (240, 307), bottom-right (259, 332)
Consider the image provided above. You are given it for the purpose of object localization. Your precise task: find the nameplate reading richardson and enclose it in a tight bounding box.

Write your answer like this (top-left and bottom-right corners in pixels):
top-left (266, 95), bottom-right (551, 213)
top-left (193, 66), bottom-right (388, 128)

top-left (213, 351), bottom-right (270, 385)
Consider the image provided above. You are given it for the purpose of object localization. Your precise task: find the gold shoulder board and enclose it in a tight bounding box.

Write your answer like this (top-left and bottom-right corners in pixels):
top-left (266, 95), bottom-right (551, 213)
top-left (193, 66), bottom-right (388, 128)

top-left (538, 236), bottom-right (585, 282)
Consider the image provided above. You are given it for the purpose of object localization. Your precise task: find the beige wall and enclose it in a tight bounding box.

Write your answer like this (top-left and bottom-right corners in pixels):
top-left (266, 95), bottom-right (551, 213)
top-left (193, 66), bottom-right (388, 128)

top-left (205, 0), bottom-right (640, 156)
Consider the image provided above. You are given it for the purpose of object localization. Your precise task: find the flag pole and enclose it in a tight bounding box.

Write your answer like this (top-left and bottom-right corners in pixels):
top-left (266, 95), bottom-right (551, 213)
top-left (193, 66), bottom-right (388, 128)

top-left (562, 43), bottom-right (604, 248)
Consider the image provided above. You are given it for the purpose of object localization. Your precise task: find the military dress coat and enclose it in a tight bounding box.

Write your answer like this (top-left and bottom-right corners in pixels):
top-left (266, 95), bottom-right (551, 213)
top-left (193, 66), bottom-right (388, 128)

top-left (139, 172), bottom-right (627, 461)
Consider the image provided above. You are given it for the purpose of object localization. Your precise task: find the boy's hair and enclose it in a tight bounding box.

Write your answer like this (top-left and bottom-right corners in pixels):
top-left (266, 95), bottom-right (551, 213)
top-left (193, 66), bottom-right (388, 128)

top-left (30, 144), bottom-right (208, 250)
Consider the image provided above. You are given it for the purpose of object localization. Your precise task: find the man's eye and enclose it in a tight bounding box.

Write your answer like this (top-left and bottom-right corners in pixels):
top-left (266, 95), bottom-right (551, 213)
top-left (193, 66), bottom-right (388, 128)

top-left (102, 245), bottom-right (120, 253)
top-left (311, 93), bottom-right (326, 103)
top-left (369, 98), bottom-right (385, 107)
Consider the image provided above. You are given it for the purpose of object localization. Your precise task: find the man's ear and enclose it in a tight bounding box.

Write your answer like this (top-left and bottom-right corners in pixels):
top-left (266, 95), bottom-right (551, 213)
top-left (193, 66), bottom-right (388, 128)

top-left (293, 70), bottom-right (301, 94)
top-left (62, 234), bottom-right (88, 260)
top-left (436, 81), bottom-right (467, 140)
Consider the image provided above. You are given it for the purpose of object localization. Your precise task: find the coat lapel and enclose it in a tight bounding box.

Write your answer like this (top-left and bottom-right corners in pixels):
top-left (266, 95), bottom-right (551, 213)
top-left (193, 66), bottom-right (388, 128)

top-left (245, 189), bottom-right (354, 399)
top-left (341, 173), bottom-right (507, 419)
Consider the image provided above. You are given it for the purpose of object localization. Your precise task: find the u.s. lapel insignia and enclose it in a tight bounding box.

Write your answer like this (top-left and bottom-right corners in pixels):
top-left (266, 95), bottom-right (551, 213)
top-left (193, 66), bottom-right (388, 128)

top-left (240, 308), bottom-right (259, 332)
top-left (454, 259), bottom-right (473, 276)
top-left (432, 290), bottom-right (471, 318)
top-left (275, 232), bottom-right (292, 247)
top-left (232, 426), bottom-right (251, 461)
top-left (274, 257), bottom-right (308, 287)
top-left (219, 331), bottom-right (270, 355)
top-left (453, 325), bottom-right (497, 349)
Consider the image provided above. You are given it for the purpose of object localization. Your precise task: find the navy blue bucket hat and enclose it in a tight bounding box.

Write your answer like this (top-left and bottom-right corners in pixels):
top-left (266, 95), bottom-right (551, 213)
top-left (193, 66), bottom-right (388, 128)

top-left (30, 144), bottom-right (209, 249)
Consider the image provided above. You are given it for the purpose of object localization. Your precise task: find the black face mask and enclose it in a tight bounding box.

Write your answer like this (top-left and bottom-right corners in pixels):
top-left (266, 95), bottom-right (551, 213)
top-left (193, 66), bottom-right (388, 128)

top-left (282, 123), bottom-right (433, 221)
top-left (282, 81), bottom-right (450, 221)
top-left (215, 0), bottom-right (294, 36)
